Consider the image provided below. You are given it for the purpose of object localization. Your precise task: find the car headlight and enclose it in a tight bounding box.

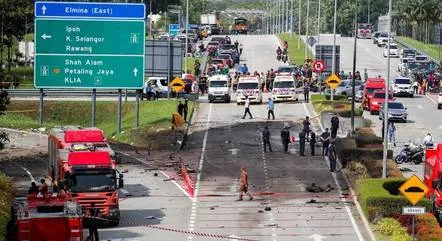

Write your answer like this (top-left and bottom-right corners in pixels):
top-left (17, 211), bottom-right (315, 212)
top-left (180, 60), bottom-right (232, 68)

top-left (372, 101), bottom-right (378, 105)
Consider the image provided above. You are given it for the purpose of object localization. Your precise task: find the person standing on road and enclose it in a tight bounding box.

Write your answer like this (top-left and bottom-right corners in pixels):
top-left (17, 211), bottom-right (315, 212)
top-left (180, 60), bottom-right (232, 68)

top-left (177, 101), bottom-right (185, 117)
top-left (310, 132), bottom-right (316, 156)
top-left (280, 124), bottom-right (291, 153)
top-left (183, 98), bottom-right (189, 121)
top-left (234, 40), bottom-right (239, 52)
top-left (237, 167), bottom-right (253, 201)
top-left (388, 122), bottom-right (396, 147)
top-left (88, 203), bottom-right (100, 241)
top-left (262, 126), bottom-right (272, 153)
top-left (328, 141), bottom-right (337, 172)
top-left (330, 113), bottom-right (340, 139)
top-left (267, 97), bottom-right (275, 120)
top-left (320, 128), bottom-right (331, 156)
top-left (242, 96), bottom-right (253, 119)
top-left (303, 83), bottom-right (310, 102)
top-left (303, 116), bottom-right (311, 139)
top-left (298, 130), bottom-right (306, 156)
top-left (239, 43), bottom-right (243, 54)
top-left (413, 80), bottom-right (418, 95)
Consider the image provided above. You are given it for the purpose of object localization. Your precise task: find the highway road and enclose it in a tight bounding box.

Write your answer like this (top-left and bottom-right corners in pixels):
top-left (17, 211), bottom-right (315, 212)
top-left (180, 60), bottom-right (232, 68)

top-left (183, 35), bottom-right (371, 241)
top-left (310, 35), bottom-right (442, 178)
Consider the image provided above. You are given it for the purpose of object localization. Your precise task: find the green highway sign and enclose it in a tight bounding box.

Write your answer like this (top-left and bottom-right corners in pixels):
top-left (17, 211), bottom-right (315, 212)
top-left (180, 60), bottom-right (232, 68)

top-left (35, 19), bottom-right (145, 55)
top-left (34, 18), bottom-right (145, 89)
top-left (35, 55), bottom-right (144, 89)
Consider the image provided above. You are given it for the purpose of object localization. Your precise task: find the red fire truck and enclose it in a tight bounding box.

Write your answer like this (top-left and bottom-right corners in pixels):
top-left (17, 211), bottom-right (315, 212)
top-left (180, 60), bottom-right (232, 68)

top-left (357, 23), bottom-right (372, 39)
top-left (424, 143), bottom-right (442, 222)
top-left (11, 194), bottom-right (83, 241)
top-left (48, 127), bottom-right (123, 225)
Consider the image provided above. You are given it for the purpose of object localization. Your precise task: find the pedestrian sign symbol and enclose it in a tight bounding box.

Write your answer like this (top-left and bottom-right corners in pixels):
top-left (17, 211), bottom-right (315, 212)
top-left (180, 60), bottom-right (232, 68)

top-left (169, 77), bottom-right (186, 93)
top-left (130, 33), bottom-right (139, 43)
top-left (399, 174), bottom-right (429, 205)
top-left (325, 74), bottom-right (342, 89)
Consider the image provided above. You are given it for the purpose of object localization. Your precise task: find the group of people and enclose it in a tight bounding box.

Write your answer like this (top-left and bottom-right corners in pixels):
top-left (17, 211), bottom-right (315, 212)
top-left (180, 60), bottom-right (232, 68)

top-left (260, 114), bottom-right (341, 172)
top-left (28, 177), bottom-right (69, 198)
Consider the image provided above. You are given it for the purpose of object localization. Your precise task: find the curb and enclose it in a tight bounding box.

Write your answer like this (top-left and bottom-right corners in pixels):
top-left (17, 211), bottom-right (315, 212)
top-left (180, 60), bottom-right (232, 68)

top-left (307, 103), bottom-right (377, 241)
top-left (180, 102), bottom-right (199, 150)
top-left (1, 127), bottom-right (48, 138)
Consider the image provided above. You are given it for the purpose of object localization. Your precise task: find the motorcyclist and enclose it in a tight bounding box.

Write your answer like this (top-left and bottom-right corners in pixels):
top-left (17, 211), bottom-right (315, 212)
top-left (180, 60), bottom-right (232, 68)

top-left (423, 133), bottom-right (433, 147)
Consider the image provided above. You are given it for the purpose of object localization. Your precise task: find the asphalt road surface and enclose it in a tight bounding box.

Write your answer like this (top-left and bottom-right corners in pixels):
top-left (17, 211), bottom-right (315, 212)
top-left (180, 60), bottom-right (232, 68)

top-left (310, 35), bottom-right (442, 179)
top-left (184, 35), bottom-right (371, 241)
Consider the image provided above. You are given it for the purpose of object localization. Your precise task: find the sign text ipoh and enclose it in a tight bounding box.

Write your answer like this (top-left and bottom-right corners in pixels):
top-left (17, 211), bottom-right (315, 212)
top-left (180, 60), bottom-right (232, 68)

top-left (34, 2), bottom-right (145, 89)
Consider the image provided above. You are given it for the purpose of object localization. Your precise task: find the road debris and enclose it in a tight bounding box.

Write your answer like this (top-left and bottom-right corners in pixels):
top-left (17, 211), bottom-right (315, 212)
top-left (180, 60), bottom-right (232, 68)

top-left (264, 206), bottom-right (271, 211)
top-left (163, 178), bottom-right (175, 181)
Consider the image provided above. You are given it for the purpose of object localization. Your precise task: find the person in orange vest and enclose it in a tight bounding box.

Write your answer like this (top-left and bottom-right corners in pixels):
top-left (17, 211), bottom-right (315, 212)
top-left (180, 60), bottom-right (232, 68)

top-left (237, 167), bottom-right (253, 201)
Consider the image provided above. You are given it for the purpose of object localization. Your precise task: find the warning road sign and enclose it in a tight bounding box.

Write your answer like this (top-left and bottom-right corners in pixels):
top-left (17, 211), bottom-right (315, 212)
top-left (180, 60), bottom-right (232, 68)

top-left (169, 77), bottom-right (186, 93)
top-left (399, 174), bottom-right (429, 205)
top-left (325, 74), bottom-right (342, 89)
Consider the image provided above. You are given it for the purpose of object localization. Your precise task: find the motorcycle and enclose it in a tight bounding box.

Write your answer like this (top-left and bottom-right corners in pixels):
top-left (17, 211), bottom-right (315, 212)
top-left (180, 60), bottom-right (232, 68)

top-left (282, 54), bottom-right (288, 63)
top-left (395, 144), bottom-right (424, 164)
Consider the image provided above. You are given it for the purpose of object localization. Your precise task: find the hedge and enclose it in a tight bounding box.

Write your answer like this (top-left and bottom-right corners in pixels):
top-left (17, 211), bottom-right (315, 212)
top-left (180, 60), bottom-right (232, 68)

top-left (416, 213), bottom-right (442, 241)
top-left (324, 94), bottom-right (348, 101)
top-left (357, 178), bottom-right (432, 222)
top-left (0, 173), bottom-right (14, 241)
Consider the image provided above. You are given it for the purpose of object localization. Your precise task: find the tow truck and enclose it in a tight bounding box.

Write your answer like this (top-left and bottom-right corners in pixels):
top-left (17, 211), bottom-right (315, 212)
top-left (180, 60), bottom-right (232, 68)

top-left (10, 194), bottom-right (83, 241)
top-left (48, 127), bottom-right (123, 225)
top-left (424, 144), bottom-right (442, 222)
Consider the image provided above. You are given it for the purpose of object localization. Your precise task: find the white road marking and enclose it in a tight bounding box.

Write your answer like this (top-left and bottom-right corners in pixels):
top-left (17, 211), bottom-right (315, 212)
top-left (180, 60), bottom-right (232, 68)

top-left (187, 103), bottom-right (213, 241)
top-left (425, 94), bottom-right (438, 104)
top-left (417, 104), bottom-right (424, 109)
top-left (303, 103), bottom-right (365, 241)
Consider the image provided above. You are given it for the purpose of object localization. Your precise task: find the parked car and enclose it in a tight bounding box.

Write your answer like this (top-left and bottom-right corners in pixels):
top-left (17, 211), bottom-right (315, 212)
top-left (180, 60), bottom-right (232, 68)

top-left (383, 43), bottom-right (399, 57)
top-left (277, 66), bottom-right (295, 74)
top-left (211, 58), bottom-right (226, 69)
top-left (400, 49), bottom-right (417, 59)
top-left (372, 32), bottom-right (383, 44)
top-left (219, 51), bottom-right (239, 65)
top-left (334, 79), bottom-right (364, 97)
top-left (217, 54), bottom-right (234, 68)
top-left (369, 90), bottom-right (395, 114)
top-left (392, 76), bottom-right (414, 97)
top-left (355, 84), bottom-right (365, 102)
top-left (379, 101), bottom-right (408, 123)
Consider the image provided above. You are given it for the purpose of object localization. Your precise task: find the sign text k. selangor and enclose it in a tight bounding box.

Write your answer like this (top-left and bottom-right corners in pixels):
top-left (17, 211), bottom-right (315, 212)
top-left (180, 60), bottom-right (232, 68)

top-left (34, 1), bottom-right (146, 89)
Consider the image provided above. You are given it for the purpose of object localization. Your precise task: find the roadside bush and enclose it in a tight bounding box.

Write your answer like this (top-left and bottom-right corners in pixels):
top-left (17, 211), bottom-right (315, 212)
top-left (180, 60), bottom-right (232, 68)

top-left (389, 233), bottom-right (413, 241)
top-left (379, 217), bottom-right (402, 235)
top-left (0, 173), bottom-right (14, 241)
top-left (357, 179), bottom-right (432, 222)
top-left (335, 108), bottom-right (364, 117)
top-left (416, 213), bottom-right (442, 241)
top-left (324, 94), bottom-right (348, 101)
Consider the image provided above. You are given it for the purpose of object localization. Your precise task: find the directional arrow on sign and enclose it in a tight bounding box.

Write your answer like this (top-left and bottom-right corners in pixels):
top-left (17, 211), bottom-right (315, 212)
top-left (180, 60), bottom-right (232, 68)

top-left (133, 68), bottom-right (138, 77)
top-left (309, 233), bottom-right (325, 241)
top-left (228, 148), bottom-right (240, 155)
top-left (41, 5), bottom-right (47, 15)
top-left (41, 34), bottom-right (52, 40)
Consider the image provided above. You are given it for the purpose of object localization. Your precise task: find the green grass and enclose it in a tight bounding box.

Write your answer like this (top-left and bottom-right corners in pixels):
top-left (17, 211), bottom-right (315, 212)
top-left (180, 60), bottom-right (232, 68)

top-left (277, 33), bottom-right (314, 65)
top-left (183, 56), bottom-right (202, 73)
top-left (397, 36), bottom-right (441, 61)
top-left (0, 100), bottom-right (194, 148)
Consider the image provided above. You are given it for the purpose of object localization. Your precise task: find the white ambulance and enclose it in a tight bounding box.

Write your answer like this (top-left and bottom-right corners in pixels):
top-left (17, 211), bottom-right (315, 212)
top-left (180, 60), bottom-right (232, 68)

top-left (236, 76), bottom-right (262, 104)
top-left (272, 73), bottom-right (300, 101)
top-left (208, 75), bottom-right (231, 103)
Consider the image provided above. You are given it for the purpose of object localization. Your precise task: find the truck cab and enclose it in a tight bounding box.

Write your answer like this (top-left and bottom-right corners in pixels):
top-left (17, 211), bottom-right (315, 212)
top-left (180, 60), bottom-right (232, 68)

top-left (208, 75), bottom-right (231, 103)
top-left (236, 76), bottom-right (262, 104)
top-left (424, 144), bottom-right (442, 221)
top-left (369, 89), bottom-right (394, 114)
top-left (272, 73), bottom-right (299, 102)
top-left (362, 78), bottom-right (386, 110)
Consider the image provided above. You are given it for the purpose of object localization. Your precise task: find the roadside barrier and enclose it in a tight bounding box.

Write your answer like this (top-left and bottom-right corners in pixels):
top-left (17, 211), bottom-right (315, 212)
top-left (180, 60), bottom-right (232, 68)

top-left (180, 159), bottom-right (195, 197)
top-left (83, 215), bottom-right (259, 241)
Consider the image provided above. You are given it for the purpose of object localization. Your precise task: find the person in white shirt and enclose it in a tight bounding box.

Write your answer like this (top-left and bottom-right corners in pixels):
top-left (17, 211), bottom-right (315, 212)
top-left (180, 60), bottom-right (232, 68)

top-left (423, 133), bottom-right (433, 147)
top-left (241, 96), bottom-right (253, 119)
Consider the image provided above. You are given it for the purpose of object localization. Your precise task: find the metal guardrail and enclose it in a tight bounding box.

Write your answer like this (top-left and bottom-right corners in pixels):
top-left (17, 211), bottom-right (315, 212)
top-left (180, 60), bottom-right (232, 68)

top-left (6, 89), bottom-right (139, 97)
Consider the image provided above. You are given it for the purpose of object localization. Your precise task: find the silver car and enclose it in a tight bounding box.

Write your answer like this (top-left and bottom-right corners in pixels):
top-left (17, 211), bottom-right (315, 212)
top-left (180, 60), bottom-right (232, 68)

top-left (379, 101), bottom-right (408, 123)
top-left (334, 79), bottom-right (364, 97)
top-left (355, 84), bottom-right (365, 102)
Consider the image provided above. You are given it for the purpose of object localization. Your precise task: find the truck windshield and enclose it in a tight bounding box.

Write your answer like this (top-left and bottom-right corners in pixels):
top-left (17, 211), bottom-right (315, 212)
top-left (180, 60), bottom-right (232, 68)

top-left (274, 81), bottom-right (294, 88)
top-left (373, 93), bottom-right (393, 99)
top-left (238, 82), bottom-right (258, 89)
top-left (366, 88), bottom-right (383, 94)
top-left (69, 170), bottom-right (116, 192)
top-left (210, 81), bottom-right (227, 87)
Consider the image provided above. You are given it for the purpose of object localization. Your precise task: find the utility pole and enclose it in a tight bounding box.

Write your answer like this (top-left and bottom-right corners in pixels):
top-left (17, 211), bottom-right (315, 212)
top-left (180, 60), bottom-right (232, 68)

top-left (278, 0), bottom-right (282, 33)
top-left (290, 0), bottom-right (294, 39)
top-left (316, 0), bottom-right (321, 46)
top-left (305, 0), bottom-right (310, 59)
top-left (286, 0), bottom-right (290, 33)
top-left (184, 0), bottom-right (189, 74)
top-left (149, 0), bottom-right (152, 38)
top-left (383, 0), bottom-right (393, 179)
top-left (331, 0), bottom-right (338, 101)
top-left (298, 0), bottom-right (302, 49)
top-left (351, 0), bottom-right (358, 134)
top-left (368, 0), bottom-right (370, 24)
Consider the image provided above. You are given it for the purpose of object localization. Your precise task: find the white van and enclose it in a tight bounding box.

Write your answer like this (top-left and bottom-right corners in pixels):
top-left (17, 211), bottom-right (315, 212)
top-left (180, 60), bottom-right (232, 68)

top-left (236, 76), bottom-right (262, 104)
top-left (145, 77), bottom-right (169, 97)
top-left (272, 74), bottom-right (299, 101)
top-left (208, 75), bottom-right (231, 103)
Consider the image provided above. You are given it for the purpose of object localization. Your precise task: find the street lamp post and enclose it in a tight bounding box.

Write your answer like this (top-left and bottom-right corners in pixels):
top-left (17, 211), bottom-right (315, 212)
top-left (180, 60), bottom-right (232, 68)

top-left (351, 1), bottom-right (358, 134)
top-left (331, 0), bottom-right (338, 101)
top-left (298, 0), bottom-right (301, 49)
top-left (305, 0), bottom-right (310, 59)
top-left (184, 0), bottom-right (189, 74)
top-left (368, 0), bottom-right (370, 24)
top-left (316, 0), bottom-right (321, 46)
top-left (290, 0), bottom-right (294, 39)
top-left (382, 0), bottom-right (393, 179)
